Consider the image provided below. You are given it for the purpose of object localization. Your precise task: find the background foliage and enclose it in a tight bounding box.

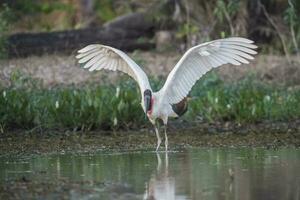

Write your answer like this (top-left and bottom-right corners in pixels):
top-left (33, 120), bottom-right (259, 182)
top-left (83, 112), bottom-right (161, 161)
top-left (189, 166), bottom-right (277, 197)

top-left (0, 0), bottom-right (299, 54)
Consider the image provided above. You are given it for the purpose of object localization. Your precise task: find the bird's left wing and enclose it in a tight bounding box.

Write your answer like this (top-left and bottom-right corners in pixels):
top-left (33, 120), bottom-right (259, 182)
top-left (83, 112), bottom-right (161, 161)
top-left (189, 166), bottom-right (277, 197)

top-left (76, 44), bottom-right (151, 94)
top-left (159, 37), bottom-right (257, 104)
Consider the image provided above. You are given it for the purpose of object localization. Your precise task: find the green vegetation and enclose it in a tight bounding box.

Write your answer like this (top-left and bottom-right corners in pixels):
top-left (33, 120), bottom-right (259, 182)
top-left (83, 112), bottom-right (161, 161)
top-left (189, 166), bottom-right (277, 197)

top-left (0, 72), bottom-right (145, 131)
top-left (2, 1), bottom-right (74, 31)
top-left (0, 4), bottom-right (13, 58)
top-left (175, 0), bottom-right (300, 55)
top-left (1, 0), bottom-right (130, 31)
top-left (284, 0), bottom-right (300, 54)
top-left (189, 74), bottom-right (300, 122)
top-left (94, 0), bottom-right (117, 22)
top-left (1, 73), bottom-right (300, 132)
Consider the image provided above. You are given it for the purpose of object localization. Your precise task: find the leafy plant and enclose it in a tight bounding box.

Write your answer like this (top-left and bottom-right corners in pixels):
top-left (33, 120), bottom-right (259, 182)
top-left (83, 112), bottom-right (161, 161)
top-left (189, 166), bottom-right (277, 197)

top-left (0, 4), bottom-right (13, 58)
top-left (1, 73), bottom-right (300, 132)
top-left (94, 0), bottom-right (117, 22)
top-left (176, 23), bottom-right (199, 40)
top-left (284, 0), bottom-right (300, 54)
top-left (8, 0), bottom-right (72, 15)
top-left (188, 75), bottom-right (300, 122)
top-left (213, 0), bottom-right (240, 35)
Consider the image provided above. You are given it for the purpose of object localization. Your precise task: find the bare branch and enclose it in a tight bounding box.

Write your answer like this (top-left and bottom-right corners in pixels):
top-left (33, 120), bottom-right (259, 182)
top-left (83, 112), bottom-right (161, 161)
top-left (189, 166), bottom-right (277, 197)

top-left (258, 1), bottom-right (291, 63)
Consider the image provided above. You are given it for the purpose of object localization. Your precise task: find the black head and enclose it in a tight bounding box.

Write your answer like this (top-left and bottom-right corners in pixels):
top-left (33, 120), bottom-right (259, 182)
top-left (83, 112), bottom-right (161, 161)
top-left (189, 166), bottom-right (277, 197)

top-left (143, 89), bottom-right (152, 113)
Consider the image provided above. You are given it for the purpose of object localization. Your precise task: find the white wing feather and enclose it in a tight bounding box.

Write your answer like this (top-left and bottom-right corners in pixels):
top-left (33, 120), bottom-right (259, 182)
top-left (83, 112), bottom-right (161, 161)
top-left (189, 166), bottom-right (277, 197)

top-left (160, 37), bottom-right (257, 104)
top-left (76, 44), bottom-right (151, 94)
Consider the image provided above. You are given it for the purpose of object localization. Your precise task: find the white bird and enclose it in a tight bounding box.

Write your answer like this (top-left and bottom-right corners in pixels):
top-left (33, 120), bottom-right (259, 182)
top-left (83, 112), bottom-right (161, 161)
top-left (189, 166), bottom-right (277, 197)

top-left (76, 37), bottom-right (257, 151)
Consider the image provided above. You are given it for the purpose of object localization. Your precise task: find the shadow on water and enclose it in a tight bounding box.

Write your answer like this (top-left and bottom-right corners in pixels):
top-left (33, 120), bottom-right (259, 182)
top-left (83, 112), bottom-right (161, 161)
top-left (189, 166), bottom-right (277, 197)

top-left (1, 148), bottom-right (300, 200)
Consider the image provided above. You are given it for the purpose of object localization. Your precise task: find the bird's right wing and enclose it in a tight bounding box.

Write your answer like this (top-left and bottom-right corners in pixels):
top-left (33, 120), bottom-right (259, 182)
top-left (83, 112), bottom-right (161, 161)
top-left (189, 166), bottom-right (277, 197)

top-left (76, 44), bottom-right (151, 93)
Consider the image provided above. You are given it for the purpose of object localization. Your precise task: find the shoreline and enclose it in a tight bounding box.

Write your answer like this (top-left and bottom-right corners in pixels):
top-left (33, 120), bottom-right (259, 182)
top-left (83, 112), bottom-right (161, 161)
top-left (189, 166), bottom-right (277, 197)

top-left (1, 120), bottom-right (299, 156)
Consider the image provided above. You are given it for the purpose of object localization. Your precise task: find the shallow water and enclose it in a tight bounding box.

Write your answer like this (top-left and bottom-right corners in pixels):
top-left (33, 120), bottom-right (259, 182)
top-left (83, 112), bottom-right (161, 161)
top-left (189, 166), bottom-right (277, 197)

top-left (1, 148), bottom-right (300, 200)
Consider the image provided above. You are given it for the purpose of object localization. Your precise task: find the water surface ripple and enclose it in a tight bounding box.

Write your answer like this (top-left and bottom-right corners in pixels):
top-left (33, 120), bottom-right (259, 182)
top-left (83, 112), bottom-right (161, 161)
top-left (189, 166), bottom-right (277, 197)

top-left (1, 148), bottom-right (299, 200)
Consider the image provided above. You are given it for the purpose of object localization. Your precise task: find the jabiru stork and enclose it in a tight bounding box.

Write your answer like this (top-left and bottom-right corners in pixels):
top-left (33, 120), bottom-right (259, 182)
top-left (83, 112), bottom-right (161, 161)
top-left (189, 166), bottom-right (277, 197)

top-left (76, 37), bottom-right (257, 151)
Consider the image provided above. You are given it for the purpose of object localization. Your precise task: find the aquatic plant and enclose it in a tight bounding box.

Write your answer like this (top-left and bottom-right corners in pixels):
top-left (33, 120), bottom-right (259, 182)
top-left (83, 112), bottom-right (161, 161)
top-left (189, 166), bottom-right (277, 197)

top-left (1, 73), bottom-right (300, 132)
top-left (189, 75), bottom-right (300, 122)
top-left (0, 74), bottom-right (145, 131)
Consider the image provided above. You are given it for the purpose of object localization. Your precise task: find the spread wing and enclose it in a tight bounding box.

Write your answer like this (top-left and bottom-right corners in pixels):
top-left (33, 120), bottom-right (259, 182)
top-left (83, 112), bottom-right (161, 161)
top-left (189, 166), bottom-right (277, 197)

top-left (76, 44), bottom-right (151, 94)
top-left (159, 37), bottom-right (257, 104)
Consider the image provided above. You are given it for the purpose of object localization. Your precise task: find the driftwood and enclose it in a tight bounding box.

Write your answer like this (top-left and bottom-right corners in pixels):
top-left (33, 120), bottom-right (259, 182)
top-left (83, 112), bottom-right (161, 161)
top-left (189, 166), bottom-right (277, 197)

top-left (8, 13), bottom-right (155, 57)
top-left (7, 0), bottom-right (178, 58)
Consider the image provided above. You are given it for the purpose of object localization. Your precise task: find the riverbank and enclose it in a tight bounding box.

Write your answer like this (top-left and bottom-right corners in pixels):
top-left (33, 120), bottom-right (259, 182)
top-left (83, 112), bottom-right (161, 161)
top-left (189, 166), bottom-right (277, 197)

top-left (1, 53), bottom-right (300, 155)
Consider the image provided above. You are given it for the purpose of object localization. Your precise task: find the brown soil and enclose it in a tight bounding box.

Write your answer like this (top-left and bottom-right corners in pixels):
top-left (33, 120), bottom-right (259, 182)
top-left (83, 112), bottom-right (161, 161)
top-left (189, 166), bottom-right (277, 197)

top-left (0, 52), bottom-right (300, 87)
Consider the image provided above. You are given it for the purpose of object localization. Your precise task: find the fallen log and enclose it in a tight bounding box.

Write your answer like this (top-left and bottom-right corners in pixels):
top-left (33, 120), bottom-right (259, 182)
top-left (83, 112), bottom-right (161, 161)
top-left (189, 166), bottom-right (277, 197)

top-left (8, 28), bottom-right (155, 57)
top-left (8, 26), bottom-right (155, 57)
top-left (7, 0), bottom-right (177, 58)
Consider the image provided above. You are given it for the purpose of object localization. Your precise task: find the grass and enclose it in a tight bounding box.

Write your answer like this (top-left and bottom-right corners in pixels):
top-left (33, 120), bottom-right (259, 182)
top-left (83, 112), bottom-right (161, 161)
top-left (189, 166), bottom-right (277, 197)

top-left (1, 72), bottom-right (300, 132)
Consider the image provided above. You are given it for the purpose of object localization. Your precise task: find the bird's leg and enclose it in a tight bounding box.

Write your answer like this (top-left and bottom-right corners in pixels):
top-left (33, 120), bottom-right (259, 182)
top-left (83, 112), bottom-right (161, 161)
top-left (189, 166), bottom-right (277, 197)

top-left (164, 125), bottom-right (168, 152)
top-left (154, 125), bottom-right (161, 152)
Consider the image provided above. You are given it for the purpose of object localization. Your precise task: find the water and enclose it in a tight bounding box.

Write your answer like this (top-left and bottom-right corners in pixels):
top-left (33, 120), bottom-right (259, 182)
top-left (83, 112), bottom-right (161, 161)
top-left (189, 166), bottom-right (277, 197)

top-left (1, 148), bottom-right (300, 200)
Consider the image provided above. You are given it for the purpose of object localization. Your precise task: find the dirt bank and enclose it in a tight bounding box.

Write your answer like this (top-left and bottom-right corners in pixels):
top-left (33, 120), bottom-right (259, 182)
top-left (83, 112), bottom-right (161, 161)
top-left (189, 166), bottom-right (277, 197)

top-left (0, 52), bottom-right (300, 87)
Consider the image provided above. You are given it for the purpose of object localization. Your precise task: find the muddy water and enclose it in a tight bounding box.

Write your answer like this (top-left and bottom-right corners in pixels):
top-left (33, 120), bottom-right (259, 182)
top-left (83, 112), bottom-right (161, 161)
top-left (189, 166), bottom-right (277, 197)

top-left (1, 148), bottom-right (300, 200)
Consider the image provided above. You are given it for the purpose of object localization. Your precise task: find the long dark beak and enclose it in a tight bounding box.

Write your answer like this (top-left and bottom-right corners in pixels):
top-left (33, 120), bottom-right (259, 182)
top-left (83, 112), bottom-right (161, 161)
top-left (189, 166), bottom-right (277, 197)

top-left (144, 95), bottom-right (151, 113)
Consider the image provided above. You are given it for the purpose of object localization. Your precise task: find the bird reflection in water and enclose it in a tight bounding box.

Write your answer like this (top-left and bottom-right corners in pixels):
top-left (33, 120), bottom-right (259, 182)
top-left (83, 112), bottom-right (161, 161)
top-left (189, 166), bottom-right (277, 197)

top-left (144, 153), bottom-right (187, 200)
